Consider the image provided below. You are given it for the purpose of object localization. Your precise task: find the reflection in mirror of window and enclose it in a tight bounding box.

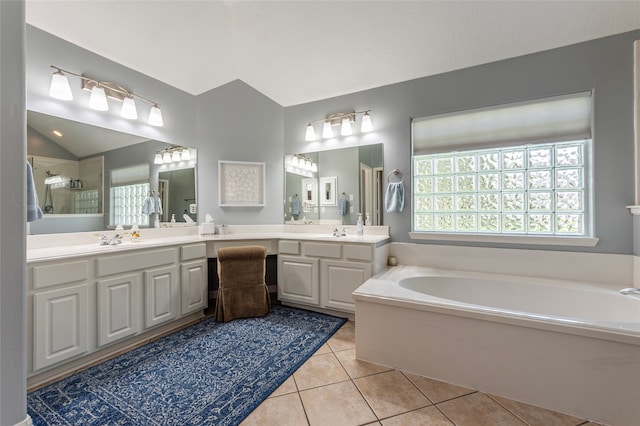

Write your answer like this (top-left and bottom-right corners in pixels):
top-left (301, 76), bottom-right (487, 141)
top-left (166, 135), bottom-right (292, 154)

top-left (110, 164), bottom-right (150, 227)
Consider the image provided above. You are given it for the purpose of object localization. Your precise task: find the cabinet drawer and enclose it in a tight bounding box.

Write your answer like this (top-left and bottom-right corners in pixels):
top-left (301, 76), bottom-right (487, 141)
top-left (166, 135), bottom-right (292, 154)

top-left (96, 248), bottom-right (177, 277)
top-left (209, 240), bottom-right (275, 256)
top-left (344, 244), bottom-right (374, 262)
top-left (181, 243), bottom-right (206, 261)
top-left (303, 242), bottom-right (342, 258)
top-left (33, 260), bottom-right (89, 290)
top-left (278, 240), bottom-right (300, 255)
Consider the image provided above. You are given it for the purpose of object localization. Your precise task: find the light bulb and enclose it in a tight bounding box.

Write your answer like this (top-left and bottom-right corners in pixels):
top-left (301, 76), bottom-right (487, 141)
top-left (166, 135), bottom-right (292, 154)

top-left (361, 112), bottom-right (373, 132)
top-left (340, 116), bottom-right (352, 136)
top-left (49, 71), bottom-right (73, 100)
top-left (181, 149), bottom-right (191, 161)
top-left (172, 150), bottom-right (181, 162)
top-left (322, 122), bottom-right (333, 138)
top-left (163, 152), bottom-right (171, 163)
top-left (305, 123), bottom-right (316, 141)
top-left (148, 104), bottom-right (164, 127)
top-left (154, 153), bottom-right (163, 164)
top-left (89, 85), bottom-right (108, 111)
top-left (121, 96), bottom-right (138, 119)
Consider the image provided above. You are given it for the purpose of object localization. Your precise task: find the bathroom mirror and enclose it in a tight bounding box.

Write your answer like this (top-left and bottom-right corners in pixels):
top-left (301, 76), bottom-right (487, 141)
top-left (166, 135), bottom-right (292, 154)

top-left (284, 144), bottom-right (383, 226)
top-left (27, 111), bottom-right (197, 234)
top-left (158, 168), bottom-right (196, 223)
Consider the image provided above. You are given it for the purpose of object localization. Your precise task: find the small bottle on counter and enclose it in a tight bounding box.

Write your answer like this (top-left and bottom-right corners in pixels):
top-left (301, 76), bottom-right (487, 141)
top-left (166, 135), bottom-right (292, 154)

top-left (171, 214), bottom-right (176, 224)
top-left (130, 223), bottom-right (141, 242)
top-left (356, 213), bottom-right (364, 236)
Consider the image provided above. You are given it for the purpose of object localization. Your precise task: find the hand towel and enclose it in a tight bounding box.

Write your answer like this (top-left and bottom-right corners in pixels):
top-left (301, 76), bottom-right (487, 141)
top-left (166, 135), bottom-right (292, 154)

top-left (384, 181), bottom-right (405, 213)
top-left (27, 161), bottom-right (43, 222)
top-left (338, 194), bottom-right (348, 216)
top-left (291, 197), bottom-right (300, 216)
top-left (155, 195), bottom-right (163, 215)
top-left (141, 196), bottom-right (155, 214)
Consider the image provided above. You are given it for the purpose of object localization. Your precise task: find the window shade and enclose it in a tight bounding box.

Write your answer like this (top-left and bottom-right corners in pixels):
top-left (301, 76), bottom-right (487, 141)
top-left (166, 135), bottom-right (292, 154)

top-left (412, 91), bottom-right (592, 155)
top-left (110, 164), bottom-right (149, 185)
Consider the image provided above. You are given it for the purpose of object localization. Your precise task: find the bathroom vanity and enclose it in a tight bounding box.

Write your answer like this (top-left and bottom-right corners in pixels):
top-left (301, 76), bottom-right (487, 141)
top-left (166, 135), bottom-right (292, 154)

top-left (27, 225), bottom-right (389, 389)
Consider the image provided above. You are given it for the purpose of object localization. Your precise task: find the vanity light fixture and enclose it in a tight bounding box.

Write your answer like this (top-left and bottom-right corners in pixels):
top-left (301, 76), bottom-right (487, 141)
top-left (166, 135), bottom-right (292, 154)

top-left (285, 154), bottom-right (317, 177)
top-left (304, 110), bottom-right (373, 141)
top-left (48, 65), bottom-right (164, 127)
top-left (154, 146), bottom-right (191, 165)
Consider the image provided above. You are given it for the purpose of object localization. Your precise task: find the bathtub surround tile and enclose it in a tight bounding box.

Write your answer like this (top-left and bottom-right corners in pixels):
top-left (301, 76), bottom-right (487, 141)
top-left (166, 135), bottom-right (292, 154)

top-left (240, 392), bottom-right (308, 426)
top-left (334, 348), bottom-right (394, 379)
top-left (354, 370), bottom-right (431, 419)
top-left (381, 406), bottom-right (454, 425)
top-left (404, 372), bottom-right (475, 403)
top-left (438, 392), bottom-right (527, 425)
top-left (299, 380), bottom-right (377, 425)
top-left (489, 394), bottom-right (585, 426)
top-left (293, 352), bottom-right (350, 390)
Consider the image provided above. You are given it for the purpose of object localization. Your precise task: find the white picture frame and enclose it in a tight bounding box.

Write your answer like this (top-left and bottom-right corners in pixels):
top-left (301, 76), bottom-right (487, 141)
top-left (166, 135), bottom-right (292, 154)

top-left (218, 160), bottom-right (265, 207)
top-left (301, 178), bottom-right (317, 206)
top-left (320, 176), bottom-right (337, 206)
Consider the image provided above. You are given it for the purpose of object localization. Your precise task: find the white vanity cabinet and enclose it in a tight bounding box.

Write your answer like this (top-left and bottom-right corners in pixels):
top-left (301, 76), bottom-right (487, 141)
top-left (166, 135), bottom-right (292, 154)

top-left (28, 242), bottom-right (208, 384)
top-left (278, 239), bottom-right (382, 313)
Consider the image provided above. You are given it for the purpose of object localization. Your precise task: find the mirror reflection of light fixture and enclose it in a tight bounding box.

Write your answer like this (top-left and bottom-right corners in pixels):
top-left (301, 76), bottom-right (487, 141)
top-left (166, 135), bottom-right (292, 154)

top-left (48, 65), bottom-right (163, 127)
top-left (154, 146), bottom-right (192, 165)
top-left (284, 154), bottom-right (317, 177)
top-left (304, 110), bottom-right (373, 141)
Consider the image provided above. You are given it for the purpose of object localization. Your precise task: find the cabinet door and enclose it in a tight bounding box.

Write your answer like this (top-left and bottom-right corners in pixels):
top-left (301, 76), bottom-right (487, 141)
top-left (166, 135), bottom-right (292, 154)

top-left (97, 274), bottom-right (140, 347)
top-left (320, 260), bottom-right (372, 312)
top-left (181, 259), bottom-right (208, 315)
top-left (278, 255), bottom-right (319, 306)
top-left (144, 265), bottom-right (178, 329)
top-left (33, 284), bottom-right (88, 370)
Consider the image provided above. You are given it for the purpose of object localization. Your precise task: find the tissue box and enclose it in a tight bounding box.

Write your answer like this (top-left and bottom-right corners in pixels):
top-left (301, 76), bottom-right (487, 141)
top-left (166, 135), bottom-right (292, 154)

top-left (200, 223), bottom-right (216, 235)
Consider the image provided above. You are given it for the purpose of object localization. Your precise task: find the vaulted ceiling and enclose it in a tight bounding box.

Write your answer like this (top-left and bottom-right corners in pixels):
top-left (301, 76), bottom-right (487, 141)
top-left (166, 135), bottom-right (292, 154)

top-left (25, 1), bottom-right (640, 107)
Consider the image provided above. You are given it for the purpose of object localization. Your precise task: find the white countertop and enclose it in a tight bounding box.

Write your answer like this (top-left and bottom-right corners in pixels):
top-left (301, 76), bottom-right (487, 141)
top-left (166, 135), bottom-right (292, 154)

top-left (27, 225), bottom-right (390, 263)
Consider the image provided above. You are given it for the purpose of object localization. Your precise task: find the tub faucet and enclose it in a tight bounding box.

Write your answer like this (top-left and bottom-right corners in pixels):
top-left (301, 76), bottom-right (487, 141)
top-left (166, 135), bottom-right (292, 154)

top-left (619, 287), bottom-right (640, 296)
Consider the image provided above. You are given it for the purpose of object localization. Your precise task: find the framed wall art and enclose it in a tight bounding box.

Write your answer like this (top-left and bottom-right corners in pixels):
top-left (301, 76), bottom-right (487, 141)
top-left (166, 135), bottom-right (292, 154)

top-left (218, 160), bottom-right (265, 207)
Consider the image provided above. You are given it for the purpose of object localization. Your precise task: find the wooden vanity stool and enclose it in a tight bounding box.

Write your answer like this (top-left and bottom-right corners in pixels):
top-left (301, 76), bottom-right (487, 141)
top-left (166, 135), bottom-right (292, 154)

top-left (215, 245), bottom-right (271, 322)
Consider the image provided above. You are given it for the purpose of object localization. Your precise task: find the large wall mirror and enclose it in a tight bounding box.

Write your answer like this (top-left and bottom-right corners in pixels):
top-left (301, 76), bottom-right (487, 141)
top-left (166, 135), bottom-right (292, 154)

top-left (284, 144), bottom-right (383, 226)
top-left (27, 111), bottom-right (197, 234)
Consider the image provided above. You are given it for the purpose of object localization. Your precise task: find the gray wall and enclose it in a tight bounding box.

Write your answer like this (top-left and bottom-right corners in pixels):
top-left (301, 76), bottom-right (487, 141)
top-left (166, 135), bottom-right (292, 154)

top-left (1, 1), bottom-right (27, 424)
top-left (284, 30), bottom-right (640, 255)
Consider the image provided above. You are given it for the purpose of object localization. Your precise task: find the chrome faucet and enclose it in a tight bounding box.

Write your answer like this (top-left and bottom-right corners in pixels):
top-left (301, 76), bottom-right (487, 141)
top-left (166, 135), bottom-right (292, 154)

top-left (619, 287), bottom-right (640, 296)
top-left (332, 227), bottom-right (346, 237)
top-left (99, 233), bottom-right (123, 246)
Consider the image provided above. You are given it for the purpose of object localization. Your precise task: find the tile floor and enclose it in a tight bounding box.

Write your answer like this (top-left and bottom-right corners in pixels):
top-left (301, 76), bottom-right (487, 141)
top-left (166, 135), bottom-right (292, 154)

top-left (241, 320), bottom-right (603, 426)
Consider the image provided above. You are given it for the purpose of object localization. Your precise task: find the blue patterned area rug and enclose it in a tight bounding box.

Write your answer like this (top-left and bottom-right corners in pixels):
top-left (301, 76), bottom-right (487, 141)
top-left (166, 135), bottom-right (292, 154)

top-left (28, 305), bottom-right (347, 425)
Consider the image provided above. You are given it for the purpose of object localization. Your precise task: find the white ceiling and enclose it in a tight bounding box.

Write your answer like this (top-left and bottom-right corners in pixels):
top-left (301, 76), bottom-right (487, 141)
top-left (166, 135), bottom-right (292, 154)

top-left (25, 1), bottom-right (640, 107)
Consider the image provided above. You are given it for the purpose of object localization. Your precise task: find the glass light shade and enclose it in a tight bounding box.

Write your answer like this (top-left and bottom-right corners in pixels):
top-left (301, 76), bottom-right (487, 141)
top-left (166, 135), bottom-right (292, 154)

top-left (361, 112), bottom-right (373, 132)
top-left (148, 105), bottom-right (164, 127)
top-left (291, 156), bottom-right (299, 167)
top-left (322, 122), bottom-right (333, 138)
top-left (89, 86), bottom-right (109, 111)
top-left (305, 160), bottom-right (312, 170)
top-left (181, 149), bottom-right (191, 161)
top-left (172, 150), bottom-right (181, 162)
top-left (154, 153), bottom-right (164, 164)
top-left (340, 116), bottom-right (352, 136)
top-left (162, 152), bottom-right (172, 163)
top-left (311, 162), bottom-right (318, 172)
top-left (49, 71), bottom-right (73, 100)
top-left (121, 96), bottom-right (138, 119)
top-left (305, 123), bottom-right (316, 141)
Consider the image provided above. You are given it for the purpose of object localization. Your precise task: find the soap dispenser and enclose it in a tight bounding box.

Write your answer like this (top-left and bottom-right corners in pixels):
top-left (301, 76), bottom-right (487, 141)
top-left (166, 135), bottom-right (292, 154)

top-left (356, 213), bottom-right (364, 236)
top-left (130, 222), bottom-right (140, 242)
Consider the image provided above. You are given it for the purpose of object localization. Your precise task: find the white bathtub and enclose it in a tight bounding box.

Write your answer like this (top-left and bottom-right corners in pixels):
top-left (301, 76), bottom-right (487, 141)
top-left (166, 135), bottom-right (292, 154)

top-left (353, 265), bottom-right (640, 426)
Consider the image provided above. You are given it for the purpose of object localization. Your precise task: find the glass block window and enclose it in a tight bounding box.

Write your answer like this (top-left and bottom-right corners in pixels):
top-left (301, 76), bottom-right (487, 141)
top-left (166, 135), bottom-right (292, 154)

top-left (110, 183), bottom-right (150, 227)
top-left (413, 140), bottom-right (588, 235)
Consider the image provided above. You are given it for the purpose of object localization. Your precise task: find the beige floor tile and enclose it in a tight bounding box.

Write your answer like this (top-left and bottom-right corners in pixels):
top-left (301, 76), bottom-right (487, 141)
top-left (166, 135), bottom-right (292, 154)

top-left (334, 348), bottom-right (393, 379)
top-left (269, 375), bottom-right (298, 397)
top-left (293, 352), bottom-right (350, 390)
top-left (381, 406), bottom-right (454, 426)
top-left (438, 392), bottom-right (526, 426)
top-left (300, 380), bottom-right (377, 426)
top-left (327, 323), bottom-right (356, 352)
top-left (403, 372), bottom-right (475, 403)
top-left (313, 343), bottom-right (332, 355)
top-left (354, 370), bottom-right (431, 419)
top-left (240, 392), bottom-right (308, 426)
top-left (489, 394), bottom-right (585, 426)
